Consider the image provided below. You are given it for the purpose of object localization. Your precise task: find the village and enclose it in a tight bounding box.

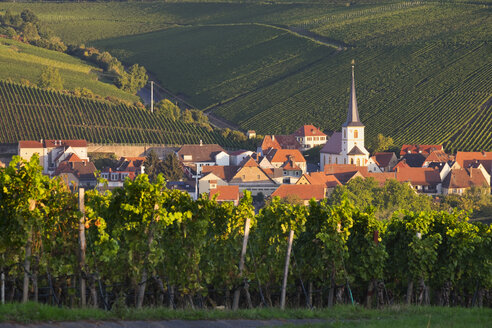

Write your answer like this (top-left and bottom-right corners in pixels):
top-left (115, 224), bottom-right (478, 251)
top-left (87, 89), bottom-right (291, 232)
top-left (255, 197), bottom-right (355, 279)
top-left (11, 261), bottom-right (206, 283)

top-left (3, 66), bottom-right (490, 207)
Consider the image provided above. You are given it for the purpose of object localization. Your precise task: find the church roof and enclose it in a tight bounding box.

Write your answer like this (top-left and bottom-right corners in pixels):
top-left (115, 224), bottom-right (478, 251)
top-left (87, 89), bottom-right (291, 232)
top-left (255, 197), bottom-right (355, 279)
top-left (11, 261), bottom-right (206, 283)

top-left (320, 132), bottom-right (342, 154)
top-left (347, 145), bottom-right (366, 155)
top-left (342, 65), bottom-right (364, 127)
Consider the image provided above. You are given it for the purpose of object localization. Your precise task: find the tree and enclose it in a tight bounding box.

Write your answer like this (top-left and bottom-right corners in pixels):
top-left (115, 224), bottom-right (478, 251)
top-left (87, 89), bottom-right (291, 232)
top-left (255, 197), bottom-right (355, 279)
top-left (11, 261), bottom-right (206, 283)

top-left (38, 67), bottom-right (63, 90)
top-left (156, 99), bottom-right (180, 120)
top-left (20, 9), bottom-right (38, 24)
top-left (21, 22), bottom-right (40, 42)
top-left (144, 150), bottom-right (161, 182)
top-left (372, 134), bottom-right (394, 153)
top-left (116, 64), bottom-right (148, 94)
top-left (160, 153), bottom-right (183, 181)
top-left (181, 109), bottom-right (193, 124)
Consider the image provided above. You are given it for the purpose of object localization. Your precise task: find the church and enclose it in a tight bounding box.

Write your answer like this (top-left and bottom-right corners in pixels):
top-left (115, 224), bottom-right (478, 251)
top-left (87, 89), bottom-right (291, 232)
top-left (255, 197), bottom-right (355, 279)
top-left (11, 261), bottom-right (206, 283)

top-left (320, 64), bottom-right (370, 168)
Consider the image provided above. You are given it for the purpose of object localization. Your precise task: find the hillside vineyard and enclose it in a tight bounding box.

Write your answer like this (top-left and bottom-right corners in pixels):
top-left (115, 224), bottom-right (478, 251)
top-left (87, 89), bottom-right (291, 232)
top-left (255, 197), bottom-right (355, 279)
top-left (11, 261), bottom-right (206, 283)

top-left (0, 81), bottom-right (237, 146)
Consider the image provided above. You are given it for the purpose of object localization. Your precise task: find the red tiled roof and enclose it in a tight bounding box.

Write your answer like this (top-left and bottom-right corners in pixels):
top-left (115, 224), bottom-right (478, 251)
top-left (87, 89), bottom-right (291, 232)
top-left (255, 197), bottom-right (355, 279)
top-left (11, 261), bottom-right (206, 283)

top-left (393, 159), bottom-right (410, 171)
top-left (266, 149), bottom-right (306, 163)
top-left (64, 153), bottom-right (85, 163)
top-left (19, 140), bottom-right (43, 148)
top-left (261, 135), bottom-right (281, 151)
top-left (364, 172), bottom-right (398, 186)
top-left (271, 184), bottom-right (325, 201)
top-left (299, 172), bottom-right (341, 188)
top-left (400, 144), bottom-right (442, 157)
top-left (55, 161), bottom-right (97, 180)
top-left (292, 125), bottom-right (326, 137)
top-left (323, 164), bottom-right (368, 175)
top-left (201, 165), bottom-right (239, 181)
top-left (455, 151), bottom-right (492, 174)
top-left (371, 152), bottom-right (396, 168)
top-left (281, 160), bottom-right (301, 171)
top-left (424, 150), bottom-right (452, 164)
top-left (210, 185), bottom-right (240, 201)
top-left (395, 167), bottom-right (441, 186)
top-left (44, 140), bottom-right (87, 148)
top-left (442, 168), bottom-right (489, 189)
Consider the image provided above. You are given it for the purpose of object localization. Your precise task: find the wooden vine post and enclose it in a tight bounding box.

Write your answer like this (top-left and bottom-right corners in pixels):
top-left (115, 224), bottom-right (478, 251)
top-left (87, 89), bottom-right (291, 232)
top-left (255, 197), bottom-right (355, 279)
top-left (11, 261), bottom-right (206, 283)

top-left (78, 188), bottom-right (87, 307)
top-left (232, 217), bottom-right (251, 311)
top-left (280, 229), bottom-right (295, 310)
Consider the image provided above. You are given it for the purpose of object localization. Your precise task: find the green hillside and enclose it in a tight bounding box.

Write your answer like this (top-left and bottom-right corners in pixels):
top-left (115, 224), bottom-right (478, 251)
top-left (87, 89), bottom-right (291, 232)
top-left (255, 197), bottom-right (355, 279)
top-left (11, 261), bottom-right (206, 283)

top-left (0, 80), bottom-right (238, 147)
top-left (0, 38), bottom-right (138, 103)
top-left (2, 1), bottom-right (491, 151)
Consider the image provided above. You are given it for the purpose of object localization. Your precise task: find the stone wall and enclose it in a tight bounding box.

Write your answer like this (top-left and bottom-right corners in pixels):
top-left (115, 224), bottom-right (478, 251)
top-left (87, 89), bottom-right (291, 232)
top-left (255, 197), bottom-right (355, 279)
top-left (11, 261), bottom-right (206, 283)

top-left (87, 144), bottom-right (178, 159)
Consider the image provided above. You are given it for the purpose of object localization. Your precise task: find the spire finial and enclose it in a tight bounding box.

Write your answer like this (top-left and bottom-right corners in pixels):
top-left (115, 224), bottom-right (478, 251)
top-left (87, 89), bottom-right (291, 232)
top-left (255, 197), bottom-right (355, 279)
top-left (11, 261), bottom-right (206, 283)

top-left (342, 60), bottom-right (364, 127)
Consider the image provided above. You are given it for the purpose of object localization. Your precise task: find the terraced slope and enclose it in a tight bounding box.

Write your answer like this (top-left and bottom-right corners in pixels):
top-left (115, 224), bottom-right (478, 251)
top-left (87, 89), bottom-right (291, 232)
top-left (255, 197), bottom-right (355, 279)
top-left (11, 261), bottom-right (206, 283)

top-left (0, 80), bottom-right (237, 147)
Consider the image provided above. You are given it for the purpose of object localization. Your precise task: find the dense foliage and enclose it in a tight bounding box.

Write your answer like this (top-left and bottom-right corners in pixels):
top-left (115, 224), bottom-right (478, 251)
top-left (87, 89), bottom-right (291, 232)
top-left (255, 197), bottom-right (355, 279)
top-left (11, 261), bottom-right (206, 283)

top-left (0, 80), bottom-right (242, 147)
top-left (0, 157), bottom-right (490, 310)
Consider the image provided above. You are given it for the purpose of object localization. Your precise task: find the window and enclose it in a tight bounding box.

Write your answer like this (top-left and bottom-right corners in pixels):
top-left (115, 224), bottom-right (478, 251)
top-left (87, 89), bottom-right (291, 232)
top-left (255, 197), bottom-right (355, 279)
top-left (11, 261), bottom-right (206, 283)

top-left (121, 173), bottom-right (129, 180)
top-left (350, 158), bottom-right (354, 164)
top-left (295, 171), bottom-right (299, 176)
top-left (111, 173), bottom-right (119, 181)
top-left (307, 137), bottom-right (312, 141)
top-left (344, 130), bottom-right (346, 138)
top-left (354, 130), bottom-right (359, 138)
top-left (335, 158), bottom-right (338, 164)
top-left (257, 175), bottom-right (260, 179)
top-left (357, 158), bottom-right (360, 166)
top-left (101, 173), bottom-right (109, 179)
top-left (344, 158), bottom-right (347, 164)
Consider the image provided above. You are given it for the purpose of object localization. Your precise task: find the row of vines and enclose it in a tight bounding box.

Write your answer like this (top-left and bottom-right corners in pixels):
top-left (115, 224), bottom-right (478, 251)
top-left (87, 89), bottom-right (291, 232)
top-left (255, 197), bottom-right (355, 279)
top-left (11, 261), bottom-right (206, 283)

top-left (0, 80), bottom-right (240, 147)
top-left (0, 155), bottom-right (490, 310)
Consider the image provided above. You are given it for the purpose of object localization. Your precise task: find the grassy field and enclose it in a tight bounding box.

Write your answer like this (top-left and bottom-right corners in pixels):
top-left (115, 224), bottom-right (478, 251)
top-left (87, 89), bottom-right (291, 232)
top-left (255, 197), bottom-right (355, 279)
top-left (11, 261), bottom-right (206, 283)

top-left (0, 38), bottom-right (138, 103)
top-left (1, 1), bottom-right (491, 151)
top-left (0, 302), bottom-right (490, 326)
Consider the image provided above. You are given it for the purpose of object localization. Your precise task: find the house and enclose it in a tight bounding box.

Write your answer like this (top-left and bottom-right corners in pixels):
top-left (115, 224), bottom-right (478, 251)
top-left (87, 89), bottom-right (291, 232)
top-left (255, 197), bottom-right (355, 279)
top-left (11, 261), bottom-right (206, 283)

top-left (209, 185), bottom-right (240, 205)
top-left (177, 142), bottom-right (229, 176)
top-left (422, 150), bottom-right (453, 167)
top-left (392, 159), bottom-right (410, 171)
top-left (265, 149), bottom-right (307, 173)
top-left (363, 172), bottom-right (398, 186)
top-left (395, 167), bottom-right (442, 194)
top-left (441, 167), bottom-right (490, 195)
top-left (271, 184), bottom-right (326, 205)
top-left (167, 180), bottom-right (197, 200)
top-left (258, 135), bottom-right (301, 155)
top-left (55, 161), bottom-right (98, 190)
top-left (400, 144), bottom-right (443, 157)
top-left (247, 130), bottom-right (256, 139)
top-left (228, 157), bottom-right (278, 196)
top-left (320, 65), bottom-right (370, 168)
top-left (18, 139), bottom-right (88, 175)
top-left (292, 125), bottom-right (327, 150)
top-left (370, 152), bottom-right (398, 172)
top-left (296, 172), bottom-right (341, 195)
top-left (455, 151), bottom-right (492, 183)
top-left (198, 157), bottom-right (278, 196)
top-left (99, 156), bottom-right (146, 189)
top-left (229, 150), bottom-right (254, 166)
top-left (199, 165), bottom-right (238, 194)
top-left (323, 164), bottom-right (368, 184)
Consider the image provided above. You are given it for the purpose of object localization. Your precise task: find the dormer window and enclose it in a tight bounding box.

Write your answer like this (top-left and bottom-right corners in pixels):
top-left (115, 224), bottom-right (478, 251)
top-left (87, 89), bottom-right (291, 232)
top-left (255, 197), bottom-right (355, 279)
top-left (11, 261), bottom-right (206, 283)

top-left (121, 173), bottom-right (129, 180)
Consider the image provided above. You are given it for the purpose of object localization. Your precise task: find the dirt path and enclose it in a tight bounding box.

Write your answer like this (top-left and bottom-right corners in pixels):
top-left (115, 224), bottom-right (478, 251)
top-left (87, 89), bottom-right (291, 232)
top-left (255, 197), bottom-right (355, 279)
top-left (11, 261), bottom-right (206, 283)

top-left (0, 319), bottom-right (328, 328)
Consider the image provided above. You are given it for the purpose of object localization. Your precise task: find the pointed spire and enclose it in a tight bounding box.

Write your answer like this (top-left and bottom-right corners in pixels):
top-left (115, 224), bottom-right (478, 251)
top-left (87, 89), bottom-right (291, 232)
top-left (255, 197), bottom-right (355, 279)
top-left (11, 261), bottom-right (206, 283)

top-left (343, 61), bottom-right (364, 127)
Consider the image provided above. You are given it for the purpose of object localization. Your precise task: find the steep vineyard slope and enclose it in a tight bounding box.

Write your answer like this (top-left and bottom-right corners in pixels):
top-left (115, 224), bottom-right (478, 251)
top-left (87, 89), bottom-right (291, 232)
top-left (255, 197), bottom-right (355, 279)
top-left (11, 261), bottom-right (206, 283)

top-left (0, 80), bottom-right (237, 147)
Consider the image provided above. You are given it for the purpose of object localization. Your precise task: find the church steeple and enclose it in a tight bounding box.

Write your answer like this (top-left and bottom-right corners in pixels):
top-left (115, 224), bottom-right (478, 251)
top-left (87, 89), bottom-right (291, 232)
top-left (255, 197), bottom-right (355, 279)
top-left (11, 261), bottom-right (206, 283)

top-left (343, 62), bottom-right (364, 127)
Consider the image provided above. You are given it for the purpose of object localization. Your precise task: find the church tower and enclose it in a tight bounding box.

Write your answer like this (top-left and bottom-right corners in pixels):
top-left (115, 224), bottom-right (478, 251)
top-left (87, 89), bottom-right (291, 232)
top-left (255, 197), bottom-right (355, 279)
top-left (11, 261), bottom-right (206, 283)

top-left (341, 63), bottom-right (369, 166)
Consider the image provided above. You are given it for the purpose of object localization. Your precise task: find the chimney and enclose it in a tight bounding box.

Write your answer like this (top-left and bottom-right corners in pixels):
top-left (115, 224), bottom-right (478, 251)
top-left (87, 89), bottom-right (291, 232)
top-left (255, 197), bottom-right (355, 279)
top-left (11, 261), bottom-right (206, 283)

top-left (272, 135), bottom-right (275, 141)
top-left (200, 140), bottom-right (203, 146)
